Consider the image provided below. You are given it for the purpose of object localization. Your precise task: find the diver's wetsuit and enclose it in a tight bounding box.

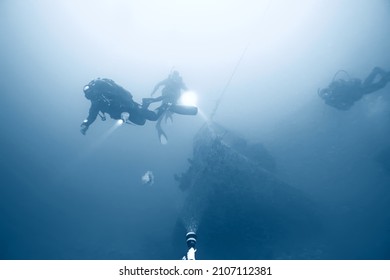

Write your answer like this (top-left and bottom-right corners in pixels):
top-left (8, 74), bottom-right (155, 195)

top-left (319, 67), bottom-right (390, 110)
top-left (81, 78), bottom-right (159, 134)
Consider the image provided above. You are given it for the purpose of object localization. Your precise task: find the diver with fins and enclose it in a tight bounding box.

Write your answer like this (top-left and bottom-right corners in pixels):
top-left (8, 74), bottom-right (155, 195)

top-left (80, 74), bottom-right (198, 142)
top-left (80, 78), bottom-right (163, 135)
top-left (143, 70), bottom-right (198, 144)
top-left (318, 67), bottom-right (390, 110)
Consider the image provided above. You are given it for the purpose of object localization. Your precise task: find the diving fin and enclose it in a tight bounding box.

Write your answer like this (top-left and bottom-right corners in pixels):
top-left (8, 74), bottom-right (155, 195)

top-left (156, 122), bottom-right (168, 144)
top-left (164, 111), bottom-right (174, 124)
top-left (158, 128), bottom-right (168, 145)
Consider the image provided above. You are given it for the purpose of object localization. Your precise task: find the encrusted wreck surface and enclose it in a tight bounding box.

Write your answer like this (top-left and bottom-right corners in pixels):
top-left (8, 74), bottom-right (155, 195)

top-left (173, 122), bottom-right (320, 259)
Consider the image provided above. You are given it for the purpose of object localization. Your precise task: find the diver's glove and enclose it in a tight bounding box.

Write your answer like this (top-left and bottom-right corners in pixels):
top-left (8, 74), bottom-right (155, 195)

top-left (80, 121), bottom-right (89, 135)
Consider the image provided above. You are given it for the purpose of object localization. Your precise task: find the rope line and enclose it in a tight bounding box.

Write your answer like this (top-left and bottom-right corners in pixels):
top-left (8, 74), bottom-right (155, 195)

top-left (209, 0), bottom-right (272, 121)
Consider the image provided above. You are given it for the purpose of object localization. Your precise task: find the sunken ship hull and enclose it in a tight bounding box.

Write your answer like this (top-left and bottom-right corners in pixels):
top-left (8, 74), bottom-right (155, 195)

top-left (173, 122), bottom-right (320, 259)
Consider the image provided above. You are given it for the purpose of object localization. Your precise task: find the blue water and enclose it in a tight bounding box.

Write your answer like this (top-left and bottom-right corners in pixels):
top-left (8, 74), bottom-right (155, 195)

top-left (1, 0), bottom-right (390, 259)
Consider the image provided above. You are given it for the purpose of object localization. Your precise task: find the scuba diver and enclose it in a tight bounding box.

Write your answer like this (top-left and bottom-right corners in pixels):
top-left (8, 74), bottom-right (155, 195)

top-left (142, 71), bottom-right (198, 143)
top-left (80, 78), bottom-right (162, 135)
top-left (318, 67), bottom-right (390, 110)
top-left (143, 70), bottom-right (188, 108)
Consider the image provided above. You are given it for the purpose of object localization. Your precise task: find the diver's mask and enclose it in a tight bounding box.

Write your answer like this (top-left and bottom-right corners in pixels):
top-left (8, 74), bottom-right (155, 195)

top-left (83, 84), bottom-right (95, 100)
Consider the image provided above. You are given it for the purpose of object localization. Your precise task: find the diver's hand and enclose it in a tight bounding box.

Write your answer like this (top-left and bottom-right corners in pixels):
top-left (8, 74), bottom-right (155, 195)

top-left (80, 122), bottom-right (88, 135)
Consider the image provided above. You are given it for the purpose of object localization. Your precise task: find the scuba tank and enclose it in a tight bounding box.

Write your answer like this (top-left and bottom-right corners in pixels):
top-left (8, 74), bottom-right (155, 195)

top-left (170, 105), bottom-right (198, 116)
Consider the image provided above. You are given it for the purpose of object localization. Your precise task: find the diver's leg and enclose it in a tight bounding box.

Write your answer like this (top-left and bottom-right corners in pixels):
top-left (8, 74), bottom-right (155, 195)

top-left (362, 67), bottom-right (389, 94)
top-left (363, 67), bottom-right (386, 85)
top-left (128, 109), bottom-right (147, 125)
top-left (142, 96), bottom-right (165, 108)
top-left (129, 116), bottom-right (146, 125)
top-left (143, 109), bottom-right (158, 121)
top-left (141, 98), bottom-right (154, 109)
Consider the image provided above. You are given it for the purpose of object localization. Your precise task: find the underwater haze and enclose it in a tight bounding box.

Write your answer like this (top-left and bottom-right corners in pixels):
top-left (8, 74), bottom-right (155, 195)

top-left (1, 0), bottom-right (390, 259)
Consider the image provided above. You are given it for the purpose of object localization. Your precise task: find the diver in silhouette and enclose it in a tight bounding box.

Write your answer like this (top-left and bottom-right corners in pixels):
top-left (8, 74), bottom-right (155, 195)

top-left (142, 71), bottom-right (197, 143)
top-left (80, 78), bottom-right (162, 135)
top-left (142, 70), bottom-right (188, 109)
top-left (318, 67), bottom-right (390, 110)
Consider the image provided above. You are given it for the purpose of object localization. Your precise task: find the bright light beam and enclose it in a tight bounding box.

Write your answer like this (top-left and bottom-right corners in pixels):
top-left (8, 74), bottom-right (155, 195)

top-left (81, 120), bottom-right (124, 157)
top-left (179, 91), bottom-right (198, 107)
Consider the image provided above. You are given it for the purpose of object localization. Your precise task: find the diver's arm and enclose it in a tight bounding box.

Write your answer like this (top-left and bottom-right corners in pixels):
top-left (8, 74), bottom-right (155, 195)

top-left (151, 79), bottom-right (167, 96)
top-left (80, 102), bottom-right (99, 135)
top-left (85, 102), bottom-right (100, 126)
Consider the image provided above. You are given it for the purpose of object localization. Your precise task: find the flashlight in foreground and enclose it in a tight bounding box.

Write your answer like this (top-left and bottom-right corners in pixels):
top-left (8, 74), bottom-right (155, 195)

top-left (184, 232), bottom-right (197, 260)
top-left (179, 91), bottom-right (198, 107)
top-left (186, 232), bottom-right (197, 249)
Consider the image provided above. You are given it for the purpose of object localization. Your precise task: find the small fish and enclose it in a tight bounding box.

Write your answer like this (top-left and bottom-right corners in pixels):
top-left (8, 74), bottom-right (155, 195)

top-left (141, 171), bottom-right (154, 185)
